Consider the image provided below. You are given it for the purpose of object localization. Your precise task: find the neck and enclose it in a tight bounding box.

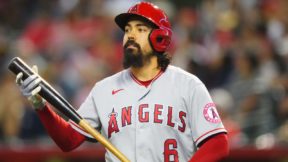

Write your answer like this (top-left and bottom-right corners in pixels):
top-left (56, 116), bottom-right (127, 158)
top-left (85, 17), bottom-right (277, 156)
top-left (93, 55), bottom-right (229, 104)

top-left (130, 56), bottom-right (160, 81)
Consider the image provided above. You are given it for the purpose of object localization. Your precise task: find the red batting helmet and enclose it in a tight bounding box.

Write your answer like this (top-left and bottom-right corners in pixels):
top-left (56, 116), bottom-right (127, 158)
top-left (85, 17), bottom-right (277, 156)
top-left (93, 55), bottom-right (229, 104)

top-left (115, 2), bottom-right (172, 53)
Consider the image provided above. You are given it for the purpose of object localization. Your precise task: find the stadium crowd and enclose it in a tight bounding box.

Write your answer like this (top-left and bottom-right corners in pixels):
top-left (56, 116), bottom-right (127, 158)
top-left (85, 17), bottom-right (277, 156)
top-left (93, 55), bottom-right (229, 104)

top-left (0, 0), bottom-right (288, 150)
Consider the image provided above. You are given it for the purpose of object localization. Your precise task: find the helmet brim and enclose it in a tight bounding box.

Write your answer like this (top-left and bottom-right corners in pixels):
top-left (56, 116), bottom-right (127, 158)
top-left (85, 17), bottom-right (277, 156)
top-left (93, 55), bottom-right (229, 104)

top-left (115, 13), bottom-right (157, 31)
top-left (115, 13), bottom-right (132, 31)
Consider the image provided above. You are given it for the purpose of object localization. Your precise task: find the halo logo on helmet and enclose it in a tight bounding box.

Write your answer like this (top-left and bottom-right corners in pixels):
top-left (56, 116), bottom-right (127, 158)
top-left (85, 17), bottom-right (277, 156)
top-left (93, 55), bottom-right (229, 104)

top-left (115, 2), bottom-right (172, 53)
top-left (129, 4), bottom-right (139, 13)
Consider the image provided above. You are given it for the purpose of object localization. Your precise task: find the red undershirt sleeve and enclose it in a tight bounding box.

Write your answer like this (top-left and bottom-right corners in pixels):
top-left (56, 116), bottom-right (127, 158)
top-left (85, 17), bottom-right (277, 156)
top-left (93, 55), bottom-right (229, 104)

top-left (189, 133), bottom-right (229, 162)
top-left (37, 104), bottom-right (86, 152)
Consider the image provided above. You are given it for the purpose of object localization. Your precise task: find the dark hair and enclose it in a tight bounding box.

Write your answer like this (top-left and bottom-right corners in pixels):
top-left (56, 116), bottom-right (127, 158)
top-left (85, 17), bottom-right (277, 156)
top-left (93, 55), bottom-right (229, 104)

top-left (155, 52), bottom-right (171, 71)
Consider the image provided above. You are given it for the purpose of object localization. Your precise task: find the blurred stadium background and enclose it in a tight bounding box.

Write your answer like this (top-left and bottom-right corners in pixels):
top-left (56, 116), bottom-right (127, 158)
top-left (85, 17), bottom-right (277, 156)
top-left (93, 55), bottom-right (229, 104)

top-left (0, 0), bottom-right (288, 161)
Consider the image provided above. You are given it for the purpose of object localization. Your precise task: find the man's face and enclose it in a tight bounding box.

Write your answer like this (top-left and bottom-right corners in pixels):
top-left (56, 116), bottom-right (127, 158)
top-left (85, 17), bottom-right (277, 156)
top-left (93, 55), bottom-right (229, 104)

top-left (122, 19), bottom-right (154, 69)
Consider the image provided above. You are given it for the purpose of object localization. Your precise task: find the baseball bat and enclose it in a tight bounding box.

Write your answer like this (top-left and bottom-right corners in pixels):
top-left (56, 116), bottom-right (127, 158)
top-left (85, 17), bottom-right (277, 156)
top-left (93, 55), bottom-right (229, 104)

top-left (8, 57), bottom-right (130, 162)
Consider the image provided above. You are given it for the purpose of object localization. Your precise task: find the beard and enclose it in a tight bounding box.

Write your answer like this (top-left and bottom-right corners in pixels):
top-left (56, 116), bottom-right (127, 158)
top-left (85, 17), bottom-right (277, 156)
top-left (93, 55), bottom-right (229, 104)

top-left (122, 40), bottom-right (153, 69)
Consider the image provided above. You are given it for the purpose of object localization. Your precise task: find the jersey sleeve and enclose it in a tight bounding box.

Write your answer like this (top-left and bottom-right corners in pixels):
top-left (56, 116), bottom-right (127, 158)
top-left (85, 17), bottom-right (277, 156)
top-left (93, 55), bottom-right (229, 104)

top-left (70, 86), bottom-right (101, 140)
top-left (189, 83), bottom-right (227, 146)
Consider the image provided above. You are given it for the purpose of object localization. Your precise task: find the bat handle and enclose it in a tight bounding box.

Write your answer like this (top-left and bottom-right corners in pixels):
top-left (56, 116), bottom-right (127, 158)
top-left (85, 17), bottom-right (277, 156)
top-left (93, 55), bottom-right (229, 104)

top-left (79, 120), bottom-right (130, 162)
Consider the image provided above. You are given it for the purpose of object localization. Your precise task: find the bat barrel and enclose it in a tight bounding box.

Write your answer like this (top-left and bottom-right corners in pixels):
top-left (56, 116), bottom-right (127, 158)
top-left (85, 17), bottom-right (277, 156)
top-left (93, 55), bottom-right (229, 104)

top-left (8, 57), bottom-right (131, 161)
top-left (8, 57), bottom-right (82, 123)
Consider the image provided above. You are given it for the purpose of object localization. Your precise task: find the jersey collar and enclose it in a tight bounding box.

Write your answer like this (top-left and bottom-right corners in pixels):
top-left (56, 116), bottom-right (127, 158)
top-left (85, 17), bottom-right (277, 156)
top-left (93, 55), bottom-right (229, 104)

top-left (130, 70), bottom-right (163, 88)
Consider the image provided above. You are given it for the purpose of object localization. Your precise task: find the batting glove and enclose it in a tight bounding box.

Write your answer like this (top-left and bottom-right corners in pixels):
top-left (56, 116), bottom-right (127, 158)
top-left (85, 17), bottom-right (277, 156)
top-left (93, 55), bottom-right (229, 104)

top-left (16, 65), bottom-right (46, 110)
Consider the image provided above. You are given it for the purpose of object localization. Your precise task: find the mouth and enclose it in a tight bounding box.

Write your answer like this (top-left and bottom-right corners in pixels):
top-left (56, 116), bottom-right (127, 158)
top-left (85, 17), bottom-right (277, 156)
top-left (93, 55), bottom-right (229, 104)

top-left (124, 40), bottom-right (141, 55)
top-left (126, 45), bottom-right (138, 50)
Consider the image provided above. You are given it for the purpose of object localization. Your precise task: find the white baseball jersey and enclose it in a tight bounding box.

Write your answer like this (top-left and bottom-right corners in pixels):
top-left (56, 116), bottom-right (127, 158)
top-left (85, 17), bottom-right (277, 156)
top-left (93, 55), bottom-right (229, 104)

top-left (71, 65), bottom-right (226, 162)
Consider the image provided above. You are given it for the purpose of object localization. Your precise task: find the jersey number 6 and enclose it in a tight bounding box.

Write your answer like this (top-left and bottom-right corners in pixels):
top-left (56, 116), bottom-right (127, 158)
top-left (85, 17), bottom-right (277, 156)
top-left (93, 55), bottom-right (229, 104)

top-left (164, 139), bottom-right (179, 162)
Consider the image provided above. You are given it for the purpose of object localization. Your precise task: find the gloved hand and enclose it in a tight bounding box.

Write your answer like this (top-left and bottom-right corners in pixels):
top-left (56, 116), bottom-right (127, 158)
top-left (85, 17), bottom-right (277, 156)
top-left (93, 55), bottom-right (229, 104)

top-left (16, 65), bottom-right (46, 110)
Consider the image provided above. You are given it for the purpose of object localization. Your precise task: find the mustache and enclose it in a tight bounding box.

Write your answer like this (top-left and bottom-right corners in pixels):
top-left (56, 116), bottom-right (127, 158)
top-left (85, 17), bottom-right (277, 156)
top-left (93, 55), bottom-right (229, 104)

top-left (124, 40), bottom-right (141, 49)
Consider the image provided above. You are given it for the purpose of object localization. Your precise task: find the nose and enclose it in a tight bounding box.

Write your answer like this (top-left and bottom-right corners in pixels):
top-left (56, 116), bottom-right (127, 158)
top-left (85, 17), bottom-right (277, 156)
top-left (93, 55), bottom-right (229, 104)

top-left (127, 30), bottom-right (136, 41)
top-left (128, 36), bottom-right (135, 41)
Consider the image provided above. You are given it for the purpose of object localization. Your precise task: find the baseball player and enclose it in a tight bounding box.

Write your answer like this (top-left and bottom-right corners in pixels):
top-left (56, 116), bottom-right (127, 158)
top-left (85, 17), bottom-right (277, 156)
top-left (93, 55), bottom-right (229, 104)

top-left (15, 2), bottom-right (229, 162)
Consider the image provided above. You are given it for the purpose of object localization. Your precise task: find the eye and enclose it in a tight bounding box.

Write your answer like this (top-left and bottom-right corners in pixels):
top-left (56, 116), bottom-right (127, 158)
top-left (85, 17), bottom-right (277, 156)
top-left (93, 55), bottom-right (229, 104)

top-left (138, 28), bottom-right (147, 32)
top-left (124, 27), bottom-right (130, 33)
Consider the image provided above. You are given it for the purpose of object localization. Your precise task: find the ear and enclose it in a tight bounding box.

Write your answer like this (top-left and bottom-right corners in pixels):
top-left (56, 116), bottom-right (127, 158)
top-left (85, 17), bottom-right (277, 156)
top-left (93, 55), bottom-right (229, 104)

top-left (149, 28), bottom-right (171, 53)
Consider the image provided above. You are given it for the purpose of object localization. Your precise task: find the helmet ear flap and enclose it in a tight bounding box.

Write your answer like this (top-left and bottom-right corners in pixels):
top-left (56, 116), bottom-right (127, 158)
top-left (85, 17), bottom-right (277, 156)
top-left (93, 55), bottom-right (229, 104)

top-left (149, 28), bottom-right (171, 53)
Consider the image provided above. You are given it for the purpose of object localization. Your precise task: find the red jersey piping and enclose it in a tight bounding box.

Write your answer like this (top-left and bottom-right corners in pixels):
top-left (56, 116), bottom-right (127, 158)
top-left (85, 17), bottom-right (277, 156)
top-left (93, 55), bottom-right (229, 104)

top-left (195, 128), bottom-right (226, 143)
top-left (130, 70), bottom-right (163, 87)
